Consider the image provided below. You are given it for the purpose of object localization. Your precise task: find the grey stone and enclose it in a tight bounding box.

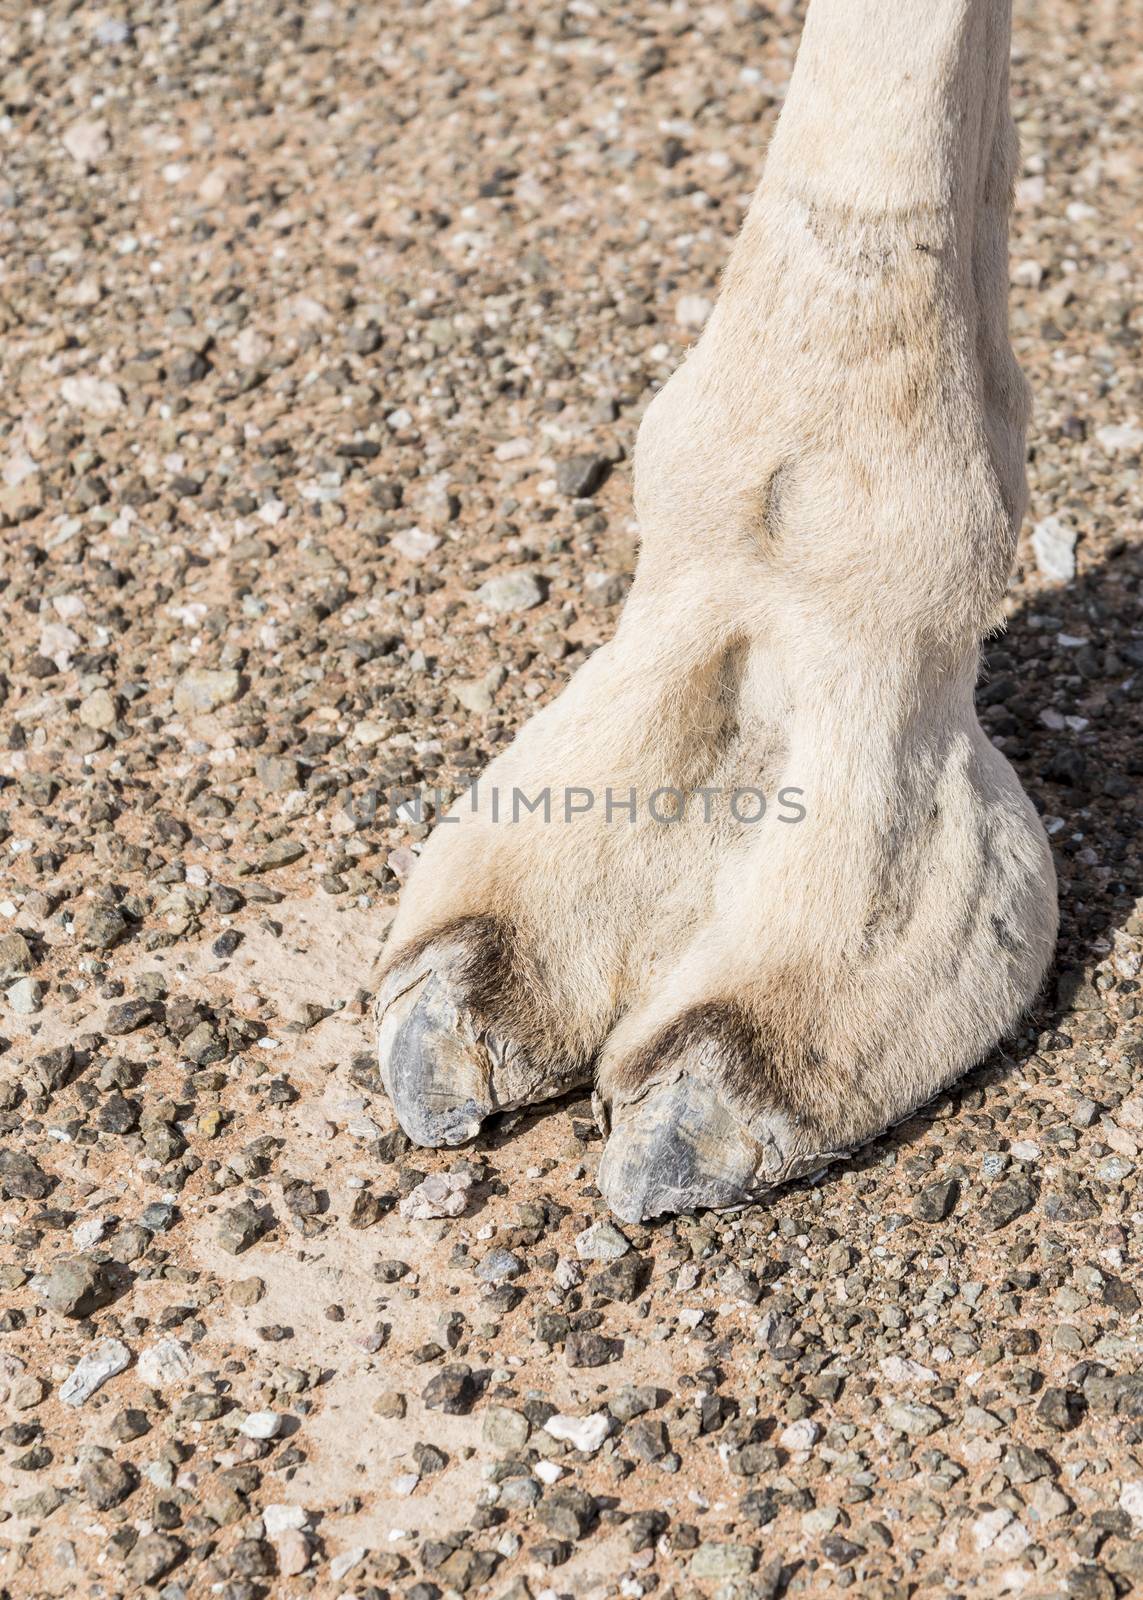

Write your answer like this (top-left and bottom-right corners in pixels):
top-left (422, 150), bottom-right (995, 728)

top-left (124, 1533), bottom-right (185, 1586)
top-left (624, 1416), bottom-right (669, 1462)
top-left (537, 1487), bottom-right (597, 1539)
top-left (690, 1542), bottom-right (757, 1581)
top-left (565, 1331), bottom-right (622, 1367)
top-left (422, 1365), bottom-right (477, 1414)
top-left (81, 1454), bottom-right (137, 1509)
top-left (73, 902), bottom-right (128, 951)
top-left (476, 1248), bottom-right (524, 1284)
top-left (884, 1401), bottom-right (944, 1438)
top-left (591, 1255), bottom-right (650, 1302)
top-left (0, 931), bottom-right (34, 977)
top-left (982, 1176), bottom-right (1038, 1230)
top-left (609, 1384), bottom-right (660, 1423)
top-left (217, 1201), bottom-right (267, 1254)
top-left (256, 755), bottom-right (302, 792)
top-left (483, 1405), bottom-right (530, 1451)
top-left (912, 1177), bottom-right (959, 1222)
top-left (42, 1255), bottom-right (113, 1318)
top-left (555, 453), bottom-right (609, 497)
top-left (1036, 1387), bottom-right (1084, 1432)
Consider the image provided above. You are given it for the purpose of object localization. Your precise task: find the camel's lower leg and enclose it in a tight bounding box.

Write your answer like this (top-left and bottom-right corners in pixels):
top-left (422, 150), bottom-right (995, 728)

top-left (373, 0), bottom-right (1058, 1217)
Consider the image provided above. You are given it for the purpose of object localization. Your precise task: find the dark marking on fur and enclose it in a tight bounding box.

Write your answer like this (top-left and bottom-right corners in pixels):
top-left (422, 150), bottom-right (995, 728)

top-left (755, 462), bottom-right (794, 550)
top-left (990, 913), bottom-right (1020, 955)
top-left (611, 993), bottom-right (868, 1150)
top-left (380, 914), bottom-right (584, 1075)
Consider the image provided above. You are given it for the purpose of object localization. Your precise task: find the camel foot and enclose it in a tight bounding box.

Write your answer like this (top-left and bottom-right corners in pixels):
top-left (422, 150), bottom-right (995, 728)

top-left (376, 922), bottom-right (590, 1147)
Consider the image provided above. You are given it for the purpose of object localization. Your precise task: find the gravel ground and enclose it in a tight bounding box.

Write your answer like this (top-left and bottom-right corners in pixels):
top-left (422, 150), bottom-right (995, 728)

top-left (1, 2), bottom-right (1141, 1598)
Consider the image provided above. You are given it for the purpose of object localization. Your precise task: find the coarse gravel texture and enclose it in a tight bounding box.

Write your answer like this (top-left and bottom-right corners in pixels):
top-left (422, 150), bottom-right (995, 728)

top-left (0, 2), bottom-right (1142, 1599)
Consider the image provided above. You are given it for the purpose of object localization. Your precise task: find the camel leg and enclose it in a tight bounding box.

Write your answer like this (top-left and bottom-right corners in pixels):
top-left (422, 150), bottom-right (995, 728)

top-left (593, 0), bottom-right (1058, 1218)
top-left (376, 0), bottom-right (1057, 1220)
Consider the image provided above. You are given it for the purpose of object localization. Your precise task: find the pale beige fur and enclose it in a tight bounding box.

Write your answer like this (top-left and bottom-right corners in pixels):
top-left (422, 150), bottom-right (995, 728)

top-left (374, 0), bottom-right (1058, 1214)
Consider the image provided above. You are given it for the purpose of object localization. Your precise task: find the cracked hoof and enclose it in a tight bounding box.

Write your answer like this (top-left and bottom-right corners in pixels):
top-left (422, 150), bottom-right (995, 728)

top-left (376, 967), bottom-right (497, 1146)
top-left (375, 941), bottom-right (580, 1148)
top-left (596, 1073), bottom-right (835, 1223)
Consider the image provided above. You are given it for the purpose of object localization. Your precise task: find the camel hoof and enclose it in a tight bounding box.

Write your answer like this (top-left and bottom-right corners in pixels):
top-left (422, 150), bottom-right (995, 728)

top-left (377, 966), bottom-right (503, 1147)
top-left (596, 1073), bottom-right (782, 1223)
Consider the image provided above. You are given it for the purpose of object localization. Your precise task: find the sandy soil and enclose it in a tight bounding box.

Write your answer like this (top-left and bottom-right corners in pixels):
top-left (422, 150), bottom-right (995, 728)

top-left (0, 2), bottom-right (1141, 1598)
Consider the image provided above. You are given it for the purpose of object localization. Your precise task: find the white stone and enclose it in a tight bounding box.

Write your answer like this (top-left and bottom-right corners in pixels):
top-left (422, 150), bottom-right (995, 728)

top-left (1009, 1139), bottom-right (1041, 1162)
top-left (6, 977), bottom-right (42, 1015)
top-left (543, 1413), bottom-right (612, 1453)
top-left (534, 1460), bottom-right (564, 1484)
top-left (329, 1548), bottom-right (367, 1582)
top-left (1030, 517), bottom-right (1076, 583)
top-left (779, 1418), bottom-right (821, 1451)
top-left (972, 1507), bottom-right (1012, 1551)
top-left (554, 1258), bottom-right (584, 1292)
top-left (60, 374), bottom-right (124, 417)
top-left (199, 165), bottom-right (232, 204)
top-left (399, 1171), bottom-right (472, 1220)
top-left (288, 295), bottom-right (331, 326)
top-left (239, 1410), bottom-right (283, 1439)
top-left (275, 1529), bottom-right (310, 1576)
top-left (235, 327), bottom-right (272, 368)
top-left (71, 1217), bottom-right (109, 1251)
top-left (392, 1473), bottom-right (420, 1497)
top-left (136, 1338), bottom-right (193, 1389)
top-left (40, 621), bottom-right (80, 669)
top-left (878, 1355), bottom-right (937, 1385)
top-left (3, 449), bottom-right (39, 488)
top-left (1096, 1154), bottom-right (1135, 1182)
top-left (574, 1220), bottom-right (630, 1261)
top-left (80, 689), bottom-right (117, 731)
top-left (391, 526), bottom-right (441, 563)
top-left (676, 293), bottom-right (713, 331)
top-left (1115, 1097), bottom-right (1143, 1131)
top-left (59, 1339), bottom-right (130, 1407)
top-left (1095, 422), bottom-right (1143, 457)
top-left (451, 678), bottom-right (494, 715)
top-left (263, 1504), bottom-right (310, 1535)
top-left (994, 1518), bottom-right (1031, 1557)
top-left (1119, 1481), bottom-right (1143, 1525)
top-left (62, 118), bottom-right (111, 168)
top-left (173, 667), bottom-right (241, 716)
top-left (476, 571), bottom-right (544, 614)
